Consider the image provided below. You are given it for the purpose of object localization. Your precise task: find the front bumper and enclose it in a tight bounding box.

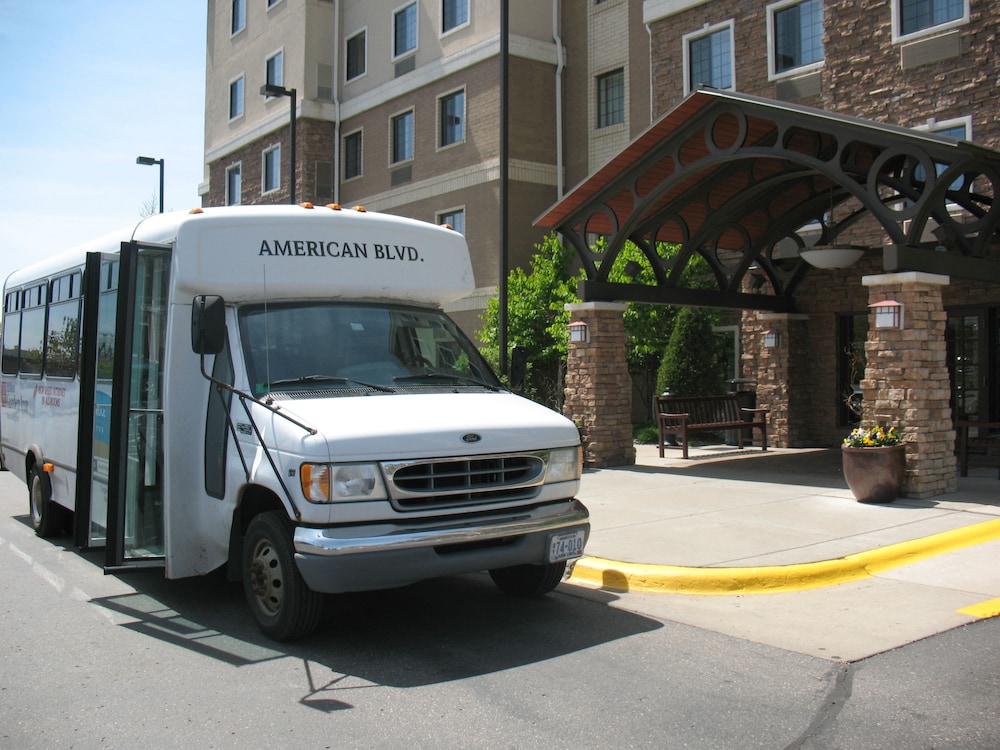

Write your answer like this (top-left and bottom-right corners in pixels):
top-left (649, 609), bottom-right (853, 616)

top-left (292, 499), bottom-right (590, 594)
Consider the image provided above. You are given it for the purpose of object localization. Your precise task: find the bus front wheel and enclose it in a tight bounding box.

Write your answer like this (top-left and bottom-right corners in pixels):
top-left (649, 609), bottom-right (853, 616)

top-left (242, 511), bottom-right (323, 642)
top-left (29, 465), bottom-right (67, 538)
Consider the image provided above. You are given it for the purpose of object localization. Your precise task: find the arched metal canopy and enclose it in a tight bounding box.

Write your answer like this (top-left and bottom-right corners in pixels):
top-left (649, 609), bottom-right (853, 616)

top-left (535, 88), bottom-right (1000, 312)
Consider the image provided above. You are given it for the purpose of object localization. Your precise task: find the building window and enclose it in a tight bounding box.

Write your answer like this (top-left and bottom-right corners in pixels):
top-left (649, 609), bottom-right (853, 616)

top-left (391, 110), bottom-right (414, 164)
top-left (266, 50), bottom-right (283, 87)
top-left (226, 163), bottom-right (242, 205)
top-left (442, 0), bottom-right (469, 34)
top-left (394, 3), bottom-right (417, 58)
top-left (229, 75), bottom-right (244, 120)
top-left (915, 119), bottom-right (970, 196)
top-left (439, 90), bottom-right (464, 147)
top-left (898, 0), bottom-right (965, 37)
top-left (263, 145), bottom-right (281, 194)
top-left (685, 23), bottom-right (734, 93)
top-left (346, 29), bottom-right (366, 81)
top-left (267, 0), bottom-right (282, 8)
top-left (343, 130), bottom-right (362, 180)
top-left (315, 161), bottom-right (334, 202)
top-left (769, 0), bottom-right (824, 76)
top-left (597, 68), bottom-right (625, 128)
top-left (438, 208), bottom-right (465, 235)
top-left (231, 0), bottom-right (246, 35)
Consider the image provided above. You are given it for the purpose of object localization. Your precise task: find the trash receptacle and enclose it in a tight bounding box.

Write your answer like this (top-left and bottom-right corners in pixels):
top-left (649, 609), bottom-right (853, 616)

top-left (727, 379), bottom-right (757, 445)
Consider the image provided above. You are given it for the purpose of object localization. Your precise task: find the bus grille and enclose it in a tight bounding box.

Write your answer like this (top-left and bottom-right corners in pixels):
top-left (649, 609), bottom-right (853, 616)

top-left (384, 454), bottom-right (546, 510)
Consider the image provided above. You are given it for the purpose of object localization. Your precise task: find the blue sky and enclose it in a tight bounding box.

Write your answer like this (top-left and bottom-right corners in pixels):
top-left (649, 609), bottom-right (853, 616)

top-left (0, 1), bottom-right (206, 286)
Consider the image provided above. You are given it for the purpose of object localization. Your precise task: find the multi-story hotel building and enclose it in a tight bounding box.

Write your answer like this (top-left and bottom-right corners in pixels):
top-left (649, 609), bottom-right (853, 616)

top-left (201, 0), bottom-right (650, 333)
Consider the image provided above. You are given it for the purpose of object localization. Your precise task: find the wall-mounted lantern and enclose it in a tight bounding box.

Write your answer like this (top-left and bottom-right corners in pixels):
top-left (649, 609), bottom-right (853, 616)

top-left (568, 320), bottom-right (589, 344)
top-left (763, 329), bottom-right (781, 348)
top-left (870, 300), bottom-right (903, 329)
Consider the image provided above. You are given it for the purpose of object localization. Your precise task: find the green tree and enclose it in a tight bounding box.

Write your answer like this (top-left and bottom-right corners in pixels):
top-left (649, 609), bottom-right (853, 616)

top-left (604, 241), bottom-right (718, 416)
top-left (478, 233), bottom-right (581, 408)
top-left (656, 306), bottom-right (725, 396)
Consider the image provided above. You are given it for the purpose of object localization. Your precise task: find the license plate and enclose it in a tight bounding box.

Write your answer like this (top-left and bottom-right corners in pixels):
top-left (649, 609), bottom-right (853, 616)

top-left (548, 529), bottom-right (585, 563)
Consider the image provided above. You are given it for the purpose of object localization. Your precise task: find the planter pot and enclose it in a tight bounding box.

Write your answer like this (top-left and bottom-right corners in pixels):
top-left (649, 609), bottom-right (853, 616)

top-left (841, 444), bottom-right (906, 503)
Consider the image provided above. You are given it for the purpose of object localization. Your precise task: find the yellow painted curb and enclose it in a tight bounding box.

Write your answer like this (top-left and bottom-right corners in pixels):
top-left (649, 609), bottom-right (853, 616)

top-left (569, 516), bottom-right (1000, 595)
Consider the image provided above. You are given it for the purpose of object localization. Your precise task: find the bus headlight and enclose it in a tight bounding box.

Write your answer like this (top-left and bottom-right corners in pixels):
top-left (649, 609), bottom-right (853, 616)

top-left (544, 446), bottom-right (582, 484)
top-left (300, 463), bottom-right (387, 503)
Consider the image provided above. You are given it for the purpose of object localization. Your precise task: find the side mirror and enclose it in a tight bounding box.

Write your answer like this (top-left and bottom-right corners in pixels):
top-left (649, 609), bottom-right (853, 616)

top-left (510, 346), bottom-right (527, 391)
top-left (191, 295), bottom-right (226, 355)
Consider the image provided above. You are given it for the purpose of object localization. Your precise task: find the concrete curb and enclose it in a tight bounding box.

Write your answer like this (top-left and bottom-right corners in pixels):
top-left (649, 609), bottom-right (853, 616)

top-left (568, 516), bottom-right (1000, 595)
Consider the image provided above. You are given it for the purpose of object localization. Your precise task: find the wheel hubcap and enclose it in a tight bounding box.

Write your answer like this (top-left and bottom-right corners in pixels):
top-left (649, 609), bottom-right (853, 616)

top-left (249, 539), bottom-right (283, 616)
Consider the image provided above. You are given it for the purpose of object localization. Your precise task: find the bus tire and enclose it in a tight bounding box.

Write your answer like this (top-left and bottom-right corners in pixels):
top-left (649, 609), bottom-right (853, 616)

top-left (489, 561), bottom-right (567, 598)
top-left (29, 465), bottom-right (67, 538)
top-left (242, 511), bottom-right (323, 642)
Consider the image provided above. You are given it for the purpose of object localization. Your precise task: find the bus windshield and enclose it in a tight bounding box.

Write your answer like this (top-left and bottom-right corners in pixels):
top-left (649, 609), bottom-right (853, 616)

top-left (238, 302), bottom-right (502, 395)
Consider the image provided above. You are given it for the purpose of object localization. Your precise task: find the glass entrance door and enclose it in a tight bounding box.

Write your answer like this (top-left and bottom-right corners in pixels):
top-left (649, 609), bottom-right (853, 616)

top-left (947, 312), bottom-right (983, 423)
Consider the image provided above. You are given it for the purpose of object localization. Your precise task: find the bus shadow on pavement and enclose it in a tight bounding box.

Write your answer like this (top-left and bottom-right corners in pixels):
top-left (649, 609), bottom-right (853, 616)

top-left (90, 568), bottom-right (662, 690)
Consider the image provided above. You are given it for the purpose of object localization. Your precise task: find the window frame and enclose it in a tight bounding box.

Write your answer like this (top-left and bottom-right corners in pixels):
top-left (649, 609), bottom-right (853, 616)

top-left (229, 74), bottom-right (245, 121)
top-left (441, 0), bottom-right (470, 36)
top-left (437, 206), bottom-right (466, 235)
top-left (766, 0), bottom-right (825, 80)
top-left (266, 48), bottom-right (284, 88)
top-left (226, 162), bottom-right (242, 206)
top-left (343, 129), bottom-right (363, 181)
top-left (262, 144), bottom-right (281, 195)
top-left (231, 0), bottom-right (246, 36)
top-left (682, 20), bottom-right (736, 95)
top-left (393, 2), bottom-right (418, 60)
top-left (891, 0), bottom-right (969, 43)
top-left (390, 109), bottom-right (415, 165)
top-left (913, 116), bottom-right (973, 206)
top-left (596, 68), bottom-right (625, 129)
top-left (345, 28), bottom-right (367, 82)
top-left (438, 88), bottom-right (466, 149)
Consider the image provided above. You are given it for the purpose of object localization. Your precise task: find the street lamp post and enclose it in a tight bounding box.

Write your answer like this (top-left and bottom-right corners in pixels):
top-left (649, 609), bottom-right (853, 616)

top-left (135, 156), bottom-right (164, 213)
top-left (260, 84), bottom-right (297, 204)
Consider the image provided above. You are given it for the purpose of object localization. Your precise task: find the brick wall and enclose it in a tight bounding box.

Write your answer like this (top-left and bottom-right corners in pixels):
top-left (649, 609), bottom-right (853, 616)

top-left (564, 303), bottom-right (635, 467)
top-left (861, 273), bottom-right (957, 498)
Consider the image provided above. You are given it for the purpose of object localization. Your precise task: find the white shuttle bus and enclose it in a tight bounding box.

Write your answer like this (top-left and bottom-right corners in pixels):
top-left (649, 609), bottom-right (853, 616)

top-left (0, 205), bottom-right (589, 640)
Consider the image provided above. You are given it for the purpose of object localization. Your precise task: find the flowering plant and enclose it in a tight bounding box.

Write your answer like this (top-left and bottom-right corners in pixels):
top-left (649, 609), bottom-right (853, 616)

top-left (843, 424), bottom-right (902, 448)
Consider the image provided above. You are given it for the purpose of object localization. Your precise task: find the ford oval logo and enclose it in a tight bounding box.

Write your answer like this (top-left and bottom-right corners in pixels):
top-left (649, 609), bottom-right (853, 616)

top-left (462, 433), bottom-right (482, 443)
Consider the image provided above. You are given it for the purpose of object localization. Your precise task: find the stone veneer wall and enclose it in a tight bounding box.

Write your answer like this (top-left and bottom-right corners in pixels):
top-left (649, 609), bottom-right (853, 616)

top-left (862, 272), bottom-right (957, 498)
top-left (563, 303), bottom-right (635, 468)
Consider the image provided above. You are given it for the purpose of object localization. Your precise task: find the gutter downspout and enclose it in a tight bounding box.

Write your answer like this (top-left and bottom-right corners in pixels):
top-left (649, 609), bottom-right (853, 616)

top-left (645, 22), bottom-right (654, 123)
top-left (553, 0), bottom-right (565, 198)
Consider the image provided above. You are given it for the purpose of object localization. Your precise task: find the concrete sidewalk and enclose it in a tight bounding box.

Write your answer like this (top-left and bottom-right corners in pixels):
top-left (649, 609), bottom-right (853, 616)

top-left (564, 443), bottom-right (1000, 660)
top-left (571, 444), bottom-right (1000, 596)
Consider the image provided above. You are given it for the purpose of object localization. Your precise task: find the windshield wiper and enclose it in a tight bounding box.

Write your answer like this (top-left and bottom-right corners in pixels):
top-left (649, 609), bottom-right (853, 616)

top-left (392, 373), bottom-right (500, 391)
top-left (267, 375), bottom-right (394, 393)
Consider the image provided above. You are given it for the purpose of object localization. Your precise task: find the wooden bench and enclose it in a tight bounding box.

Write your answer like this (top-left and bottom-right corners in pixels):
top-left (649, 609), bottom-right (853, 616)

top-left (654, 394), bottom-right (769, 459)
top-left (956, 421), bottom-right (1000, 478)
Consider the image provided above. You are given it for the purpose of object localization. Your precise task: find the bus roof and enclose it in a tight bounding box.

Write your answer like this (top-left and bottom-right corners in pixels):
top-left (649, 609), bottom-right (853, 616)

top-left (5, 205), bottom-right (475, 306)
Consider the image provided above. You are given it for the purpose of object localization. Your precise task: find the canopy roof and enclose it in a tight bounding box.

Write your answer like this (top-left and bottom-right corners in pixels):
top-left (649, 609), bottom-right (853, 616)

top-left (536, 88), bottom-right (1000, 311)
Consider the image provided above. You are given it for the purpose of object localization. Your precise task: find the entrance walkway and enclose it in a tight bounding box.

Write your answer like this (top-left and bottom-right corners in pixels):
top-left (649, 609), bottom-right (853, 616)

top-left (567, 444), bottom-right (1000, 660)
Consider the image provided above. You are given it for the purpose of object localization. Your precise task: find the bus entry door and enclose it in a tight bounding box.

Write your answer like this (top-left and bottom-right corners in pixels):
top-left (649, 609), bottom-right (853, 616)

top-left (78, 244), bottom-right (170, 570)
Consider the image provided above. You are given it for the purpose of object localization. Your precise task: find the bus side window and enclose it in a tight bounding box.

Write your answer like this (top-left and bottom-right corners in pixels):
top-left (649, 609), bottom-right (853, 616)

top-left (18, 285), bottom-right (46, 376)
top-left (205, 338), bottom-right (234, 499)
top-left (2, 291), bottom-right (20, 375)
top-left (45, 273), bottom-right (82, 379)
